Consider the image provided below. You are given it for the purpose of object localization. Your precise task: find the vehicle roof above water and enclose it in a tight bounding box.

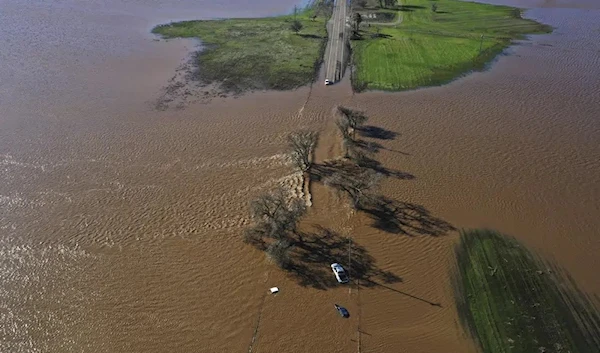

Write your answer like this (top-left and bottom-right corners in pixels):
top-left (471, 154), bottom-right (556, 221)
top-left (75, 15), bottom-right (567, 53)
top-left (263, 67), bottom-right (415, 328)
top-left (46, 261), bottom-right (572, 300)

top-left (336, 306), bottom-right (349, 317)
top-left (331, 263), bottom-right (344, 270)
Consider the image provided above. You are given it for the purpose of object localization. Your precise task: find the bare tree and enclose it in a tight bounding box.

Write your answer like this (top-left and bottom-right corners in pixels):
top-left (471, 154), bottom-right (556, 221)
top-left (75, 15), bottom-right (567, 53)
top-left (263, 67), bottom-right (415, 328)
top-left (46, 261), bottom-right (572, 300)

top-left (288, 130), bottom-right (319, 173)
top-left (244, 188), bottom-right (307, 269)
top-left (335, 115), bottom-right (351, 139)
top-left (325, 166), bottom-right (382, 208)
top-left (348, 142), bottom-right (372, 163)
top-left (243, 222), bottom-right (270, 249)
top-left (278, 198), bottom-right (307, 234)
top-left (338, 106), bottom-right (368, 139)
top-left (335, 116), bottom-right (352, 158)
top-left (343, 134), bottom-right (361, 160)
top-left (250, 187), bottom-right (287, 223)
top-left (267, 239), bottom-right (292, 268)
top-left (353, 12), bottom-right (363, 31)
top-left (249, 187), bottom-right (306, 240)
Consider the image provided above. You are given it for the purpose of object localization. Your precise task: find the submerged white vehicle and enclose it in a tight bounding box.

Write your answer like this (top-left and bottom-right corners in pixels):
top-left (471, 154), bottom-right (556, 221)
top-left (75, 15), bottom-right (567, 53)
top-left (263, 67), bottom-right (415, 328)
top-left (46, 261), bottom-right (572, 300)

top-left (330, 263), bottom-right (349, 284)
top-left (324, 79), bottom-right (331, 85)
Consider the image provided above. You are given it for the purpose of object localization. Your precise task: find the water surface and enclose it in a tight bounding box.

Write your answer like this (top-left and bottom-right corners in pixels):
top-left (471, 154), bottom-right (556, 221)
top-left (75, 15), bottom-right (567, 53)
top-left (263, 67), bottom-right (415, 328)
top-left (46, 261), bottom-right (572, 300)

top-left (1, 0), bottom-right (599, 352)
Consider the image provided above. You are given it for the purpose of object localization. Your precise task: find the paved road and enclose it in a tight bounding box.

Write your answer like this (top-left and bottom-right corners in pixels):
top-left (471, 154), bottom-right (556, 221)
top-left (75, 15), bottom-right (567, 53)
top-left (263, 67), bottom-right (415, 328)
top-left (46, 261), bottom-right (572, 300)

top-left (324, 0), bottom-right (348, 83)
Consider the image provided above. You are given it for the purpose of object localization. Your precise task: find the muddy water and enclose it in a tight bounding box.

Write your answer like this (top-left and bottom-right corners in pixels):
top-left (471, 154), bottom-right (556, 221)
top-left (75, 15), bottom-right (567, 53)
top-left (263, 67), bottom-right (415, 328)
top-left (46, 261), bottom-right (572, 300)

top-left (1, 0), bottom-right (599, 352)
top-left (337, 3), bottom-right (600, 352)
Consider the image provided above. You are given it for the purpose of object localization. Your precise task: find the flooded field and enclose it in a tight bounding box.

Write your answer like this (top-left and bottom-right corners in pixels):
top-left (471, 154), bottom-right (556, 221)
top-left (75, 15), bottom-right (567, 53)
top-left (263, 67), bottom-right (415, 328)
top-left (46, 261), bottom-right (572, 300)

top-left (1, 0), bottom-right (598, 352)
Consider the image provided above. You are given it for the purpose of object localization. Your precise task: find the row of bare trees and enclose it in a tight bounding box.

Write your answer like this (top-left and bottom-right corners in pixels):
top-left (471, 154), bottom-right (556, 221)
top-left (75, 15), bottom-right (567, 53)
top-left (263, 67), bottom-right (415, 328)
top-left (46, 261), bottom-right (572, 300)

top-left (328, 106), bottom-right (383, 208)
top-left (288, 130), bottom-right (319, 174)
top-left (336, 106), bottom-right (368, 158)
top-left (243, 108), bottom-right (452, 276)
top-left (325, 164), bottom-right (382, 209)
top-left (243, 130), bottom-right (319, 268)
top-left (244, 107), bottom-right (388, 268)
top-left (245, 187), bottom-right (307, 267)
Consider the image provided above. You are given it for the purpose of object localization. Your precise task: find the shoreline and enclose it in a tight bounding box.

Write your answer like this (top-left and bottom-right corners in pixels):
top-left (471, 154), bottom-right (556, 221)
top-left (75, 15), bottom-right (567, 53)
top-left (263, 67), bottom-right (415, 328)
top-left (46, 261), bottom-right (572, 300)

top-left (151, 0), bottom-right (551, 98)
top-left (151, 1), bottom-right (331, 100)
top-left (349, 0), bottom-right (552, 91)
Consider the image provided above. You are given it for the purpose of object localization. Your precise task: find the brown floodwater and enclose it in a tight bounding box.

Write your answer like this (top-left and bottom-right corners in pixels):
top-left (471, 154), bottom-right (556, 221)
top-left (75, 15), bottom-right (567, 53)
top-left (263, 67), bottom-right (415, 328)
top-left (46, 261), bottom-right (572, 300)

top-left (1, 0), bottom-right (599, 352)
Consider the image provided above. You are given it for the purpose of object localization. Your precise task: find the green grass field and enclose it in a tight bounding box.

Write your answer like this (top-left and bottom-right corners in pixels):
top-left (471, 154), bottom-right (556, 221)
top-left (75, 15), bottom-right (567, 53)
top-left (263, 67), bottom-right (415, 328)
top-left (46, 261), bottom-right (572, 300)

top-left (152, 3), bottom-right (330, 92)
top-left (454, 229), bottom-right (600, 353)
top-left (352, 0), bottom-right (552, 91)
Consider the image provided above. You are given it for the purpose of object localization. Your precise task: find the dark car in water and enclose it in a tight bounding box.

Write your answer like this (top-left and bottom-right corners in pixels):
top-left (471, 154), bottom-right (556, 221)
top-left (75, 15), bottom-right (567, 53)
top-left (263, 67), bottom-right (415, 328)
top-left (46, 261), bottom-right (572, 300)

top-left (334, 304), bottom-right (349, 318)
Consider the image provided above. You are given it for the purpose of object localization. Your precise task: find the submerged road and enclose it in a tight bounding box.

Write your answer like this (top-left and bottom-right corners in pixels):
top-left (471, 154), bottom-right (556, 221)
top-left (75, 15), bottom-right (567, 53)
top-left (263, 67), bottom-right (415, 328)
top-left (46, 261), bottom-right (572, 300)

top-left (324, 0), bottom-right (349, 83)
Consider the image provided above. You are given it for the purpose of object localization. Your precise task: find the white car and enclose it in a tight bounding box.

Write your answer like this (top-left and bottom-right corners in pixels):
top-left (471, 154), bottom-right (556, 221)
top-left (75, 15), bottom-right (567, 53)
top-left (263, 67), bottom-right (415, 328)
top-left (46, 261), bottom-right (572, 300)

top-left (324, 79), bottom-right (331, 85)
top-left (330, 263), bottom-right (349, 283)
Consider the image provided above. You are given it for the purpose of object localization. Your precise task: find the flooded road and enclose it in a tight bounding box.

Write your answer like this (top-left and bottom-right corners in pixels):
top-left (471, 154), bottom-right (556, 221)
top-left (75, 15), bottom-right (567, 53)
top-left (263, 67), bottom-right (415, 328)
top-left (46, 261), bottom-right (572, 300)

top-left (1, 0), bottom-right (599, 352)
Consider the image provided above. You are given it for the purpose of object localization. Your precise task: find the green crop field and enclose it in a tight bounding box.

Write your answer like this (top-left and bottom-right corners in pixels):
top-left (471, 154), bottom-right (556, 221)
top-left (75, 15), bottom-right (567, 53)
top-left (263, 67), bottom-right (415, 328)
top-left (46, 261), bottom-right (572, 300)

top-left (351, 0), bottom-right (552, 91)
top-left (152, 3), bottom-right (329, 92)
top-left (454, 229), bottom-right (600, 353)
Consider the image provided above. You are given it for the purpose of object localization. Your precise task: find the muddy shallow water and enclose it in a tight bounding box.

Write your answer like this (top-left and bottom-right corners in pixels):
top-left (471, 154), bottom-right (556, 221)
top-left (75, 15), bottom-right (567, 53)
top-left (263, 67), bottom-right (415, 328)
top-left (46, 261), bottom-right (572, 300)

top-left (1, 0), bottom-right (599, 352)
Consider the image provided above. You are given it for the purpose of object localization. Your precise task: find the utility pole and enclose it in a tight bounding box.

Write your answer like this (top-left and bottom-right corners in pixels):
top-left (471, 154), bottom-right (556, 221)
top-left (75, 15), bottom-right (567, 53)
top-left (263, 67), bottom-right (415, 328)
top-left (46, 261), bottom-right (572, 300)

top-left (348, 237), bottom-right (352, 295)
top-left (348, 238), bottom-right (351, 273)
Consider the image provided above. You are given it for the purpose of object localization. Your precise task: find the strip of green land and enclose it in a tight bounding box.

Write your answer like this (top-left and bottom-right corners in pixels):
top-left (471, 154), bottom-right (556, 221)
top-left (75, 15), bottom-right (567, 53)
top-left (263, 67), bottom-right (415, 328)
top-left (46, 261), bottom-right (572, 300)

top-left (351, 0), bottom-right (552, 91)
top-left (455, 229), bottom-right (600, 353)
top-left (152, 2), bottom-right (330, 93)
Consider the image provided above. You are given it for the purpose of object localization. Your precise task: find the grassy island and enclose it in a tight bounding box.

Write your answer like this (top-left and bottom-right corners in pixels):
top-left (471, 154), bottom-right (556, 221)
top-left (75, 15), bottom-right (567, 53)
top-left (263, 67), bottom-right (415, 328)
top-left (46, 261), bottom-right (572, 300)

top-left (351, 0), bottom-right (552, 91)
top-left (454, 229), bottom-right (600, 353)
top-left (152, 0), bottom-right (551, 94)
top-left (152, 2), bottom-right (330, 92)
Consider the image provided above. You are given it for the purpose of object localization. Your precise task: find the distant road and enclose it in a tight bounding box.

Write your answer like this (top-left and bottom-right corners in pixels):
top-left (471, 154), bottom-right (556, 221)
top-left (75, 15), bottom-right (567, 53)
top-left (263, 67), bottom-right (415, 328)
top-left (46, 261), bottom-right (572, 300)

top-left (324, 0), bottom-right (348, 83)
